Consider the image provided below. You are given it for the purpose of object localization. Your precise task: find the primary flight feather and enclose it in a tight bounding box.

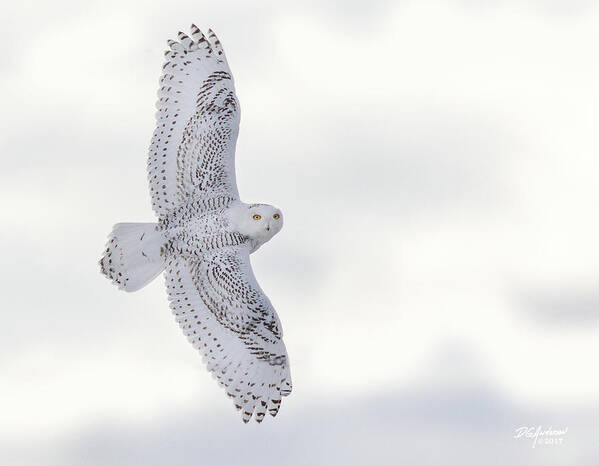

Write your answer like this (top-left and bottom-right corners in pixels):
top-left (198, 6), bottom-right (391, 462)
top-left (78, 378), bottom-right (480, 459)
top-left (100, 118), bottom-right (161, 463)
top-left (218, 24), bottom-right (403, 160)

top-left (99, 25), bottom-right (292, 423)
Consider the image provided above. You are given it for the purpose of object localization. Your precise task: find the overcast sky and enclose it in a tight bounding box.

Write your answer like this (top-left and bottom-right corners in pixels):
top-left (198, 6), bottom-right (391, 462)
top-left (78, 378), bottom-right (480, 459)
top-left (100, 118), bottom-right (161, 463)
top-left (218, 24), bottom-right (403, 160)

top-left (2, 1), bottom-right (599, 465)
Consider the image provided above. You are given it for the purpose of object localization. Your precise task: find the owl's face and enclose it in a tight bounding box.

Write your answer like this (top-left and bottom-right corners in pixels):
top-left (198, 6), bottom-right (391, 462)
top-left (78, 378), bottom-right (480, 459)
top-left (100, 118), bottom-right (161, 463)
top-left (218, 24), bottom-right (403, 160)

top-left (231, 203), bottom-right (283, 248)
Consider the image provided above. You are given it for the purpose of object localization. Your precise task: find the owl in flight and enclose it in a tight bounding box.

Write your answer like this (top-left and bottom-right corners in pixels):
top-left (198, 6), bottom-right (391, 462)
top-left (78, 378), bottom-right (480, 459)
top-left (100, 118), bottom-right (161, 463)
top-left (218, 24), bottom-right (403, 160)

top-left (99, 25), bottom-right (292, 423)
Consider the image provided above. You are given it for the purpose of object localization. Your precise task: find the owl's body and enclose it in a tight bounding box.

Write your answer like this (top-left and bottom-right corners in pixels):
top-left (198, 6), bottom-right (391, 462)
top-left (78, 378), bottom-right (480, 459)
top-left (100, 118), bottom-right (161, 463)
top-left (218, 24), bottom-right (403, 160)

top-left (99, 25), bottom-right (291, 423)
top-left (160, 196), bottom-right (240, 259)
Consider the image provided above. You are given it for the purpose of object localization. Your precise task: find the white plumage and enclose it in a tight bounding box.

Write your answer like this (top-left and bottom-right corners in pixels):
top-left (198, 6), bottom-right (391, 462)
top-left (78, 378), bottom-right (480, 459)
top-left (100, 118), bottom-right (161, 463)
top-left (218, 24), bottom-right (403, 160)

top-left (99, 25), bottom-right (291, 423)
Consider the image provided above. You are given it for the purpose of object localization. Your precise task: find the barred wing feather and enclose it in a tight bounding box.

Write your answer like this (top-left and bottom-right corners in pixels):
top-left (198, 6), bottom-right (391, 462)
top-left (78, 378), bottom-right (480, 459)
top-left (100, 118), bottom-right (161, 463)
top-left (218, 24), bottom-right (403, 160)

top-left (148, 26), bottom-right (240, 217)
top-left (165, 244), bottom-right (292, 423)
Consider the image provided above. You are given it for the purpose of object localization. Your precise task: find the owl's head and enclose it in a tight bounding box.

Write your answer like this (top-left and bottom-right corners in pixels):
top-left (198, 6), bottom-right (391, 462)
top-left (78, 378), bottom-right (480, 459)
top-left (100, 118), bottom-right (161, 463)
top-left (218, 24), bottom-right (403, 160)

top-left (230, 203), bottom-right (283, 251)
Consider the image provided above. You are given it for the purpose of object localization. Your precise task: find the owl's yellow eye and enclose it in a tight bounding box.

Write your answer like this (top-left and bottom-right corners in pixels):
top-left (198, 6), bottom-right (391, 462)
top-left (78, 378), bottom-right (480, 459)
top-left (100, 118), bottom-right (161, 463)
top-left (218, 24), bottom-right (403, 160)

top-left (273, 213), bottom-right (280, 219)
top-left (252, 214), bottom-right (261, 220)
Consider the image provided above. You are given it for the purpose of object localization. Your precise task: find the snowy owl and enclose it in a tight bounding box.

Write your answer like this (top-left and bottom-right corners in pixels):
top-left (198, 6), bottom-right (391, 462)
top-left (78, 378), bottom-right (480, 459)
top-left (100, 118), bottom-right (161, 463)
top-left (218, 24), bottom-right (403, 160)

top-left (99, 25), bottom-right (291, 423)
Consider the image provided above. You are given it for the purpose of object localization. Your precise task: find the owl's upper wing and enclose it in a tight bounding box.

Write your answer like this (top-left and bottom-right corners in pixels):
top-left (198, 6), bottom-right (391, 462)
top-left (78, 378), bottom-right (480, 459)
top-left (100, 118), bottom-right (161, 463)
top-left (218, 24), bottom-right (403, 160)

top-left (148, 25), bottom-right (240, 218)
top-left (165, 243), bottom-right (292, 423)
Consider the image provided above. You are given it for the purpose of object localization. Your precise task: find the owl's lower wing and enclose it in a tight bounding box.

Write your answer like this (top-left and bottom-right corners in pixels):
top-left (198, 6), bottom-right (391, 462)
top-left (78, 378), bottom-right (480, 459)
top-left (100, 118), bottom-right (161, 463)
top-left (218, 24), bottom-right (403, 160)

top-left (165, 245), bottom-right (292, 423)
top-left (148, 25), bottom-right (240, 218)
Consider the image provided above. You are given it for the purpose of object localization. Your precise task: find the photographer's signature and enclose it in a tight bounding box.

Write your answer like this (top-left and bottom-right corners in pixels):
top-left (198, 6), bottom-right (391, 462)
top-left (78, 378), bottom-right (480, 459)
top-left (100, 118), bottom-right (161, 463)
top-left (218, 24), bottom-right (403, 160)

top-left (514, 426), bottom-right (568, 448)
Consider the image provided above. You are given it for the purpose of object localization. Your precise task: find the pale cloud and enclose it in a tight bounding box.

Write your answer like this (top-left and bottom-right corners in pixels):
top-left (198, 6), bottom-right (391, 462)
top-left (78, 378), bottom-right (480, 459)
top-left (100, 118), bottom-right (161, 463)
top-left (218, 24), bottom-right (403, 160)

top-left (3, 345), bottom-right (598, 466)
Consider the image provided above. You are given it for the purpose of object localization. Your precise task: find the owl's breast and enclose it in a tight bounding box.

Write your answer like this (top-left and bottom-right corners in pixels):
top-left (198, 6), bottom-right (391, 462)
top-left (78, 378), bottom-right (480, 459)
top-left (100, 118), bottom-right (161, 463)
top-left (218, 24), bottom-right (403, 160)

top-left (162, 203), bottom-right (244, 259)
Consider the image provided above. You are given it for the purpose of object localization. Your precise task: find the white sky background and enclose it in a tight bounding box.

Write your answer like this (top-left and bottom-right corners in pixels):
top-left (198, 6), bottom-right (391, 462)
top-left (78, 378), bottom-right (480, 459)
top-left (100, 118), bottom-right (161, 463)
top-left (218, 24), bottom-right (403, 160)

top-left (1, 0), bottom-right (599, 464)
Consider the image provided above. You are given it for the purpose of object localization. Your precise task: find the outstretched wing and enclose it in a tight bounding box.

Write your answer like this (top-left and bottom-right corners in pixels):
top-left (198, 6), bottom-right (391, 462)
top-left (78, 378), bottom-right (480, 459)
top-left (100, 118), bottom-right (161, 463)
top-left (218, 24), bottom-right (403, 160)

top-left (165, 244), bottom-right (292, 423)
top-left (148, 25), bottom-right (240, 218)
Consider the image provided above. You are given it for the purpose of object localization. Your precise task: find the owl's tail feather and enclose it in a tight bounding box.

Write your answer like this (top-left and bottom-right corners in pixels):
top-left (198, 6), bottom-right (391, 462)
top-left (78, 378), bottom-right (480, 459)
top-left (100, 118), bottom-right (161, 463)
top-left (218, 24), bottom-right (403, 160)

top-left (99, 222), bottom-right (165, 292)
